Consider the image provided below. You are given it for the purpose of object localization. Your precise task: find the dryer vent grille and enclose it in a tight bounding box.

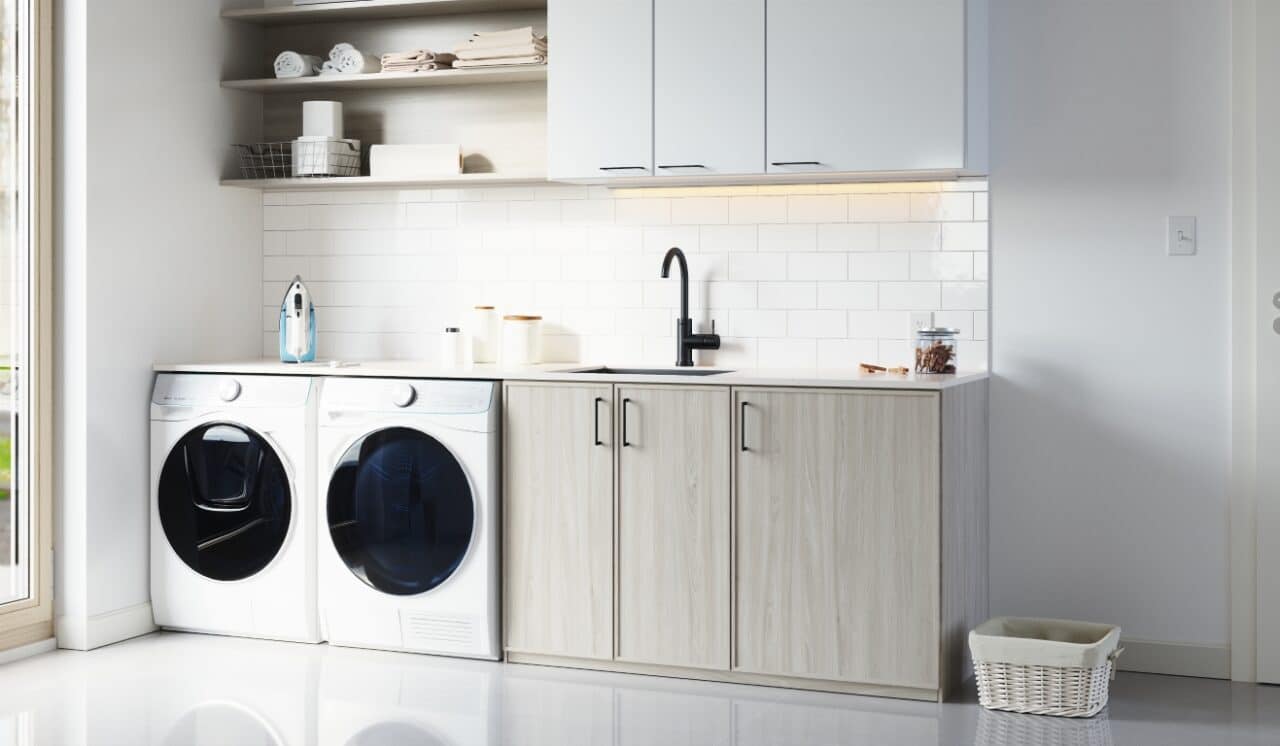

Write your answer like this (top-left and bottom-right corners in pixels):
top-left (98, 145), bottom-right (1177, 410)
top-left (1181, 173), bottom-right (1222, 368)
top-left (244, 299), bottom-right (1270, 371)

top-left (401, 611), bottom-right (476, 651)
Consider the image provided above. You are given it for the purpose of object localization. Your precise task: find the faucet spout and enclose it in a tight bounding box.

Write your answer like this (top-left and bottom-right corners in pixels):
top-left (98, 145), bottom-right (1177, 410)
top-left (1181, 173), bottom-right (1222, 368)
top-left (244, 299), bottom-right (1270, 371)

top-left (660, 246), bottom-right (719, 366)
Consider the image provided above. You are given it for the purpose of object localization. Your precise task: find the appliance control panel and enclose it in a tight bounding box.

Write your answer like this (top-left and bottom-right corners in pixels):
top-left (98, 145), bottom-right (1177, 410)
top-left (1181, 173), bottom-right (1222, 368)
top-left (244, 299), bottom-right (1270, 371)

top-left (321, 378), bottom-right (495, 415)
top-left (153, 374), bottom-right (312, 408)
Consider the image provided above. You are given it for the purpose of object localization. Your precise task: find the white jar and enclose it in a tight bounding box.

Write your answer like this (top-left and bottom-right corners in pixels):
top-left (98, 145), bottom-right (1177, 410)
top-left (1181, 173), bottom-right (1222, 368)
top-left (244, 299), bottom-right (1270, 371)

top-left (439, 327), bottom-right (467, 368)
top-left (502, 315), bottom-right (542, 366)
top-left (471, 306), bottom-right (499, 364)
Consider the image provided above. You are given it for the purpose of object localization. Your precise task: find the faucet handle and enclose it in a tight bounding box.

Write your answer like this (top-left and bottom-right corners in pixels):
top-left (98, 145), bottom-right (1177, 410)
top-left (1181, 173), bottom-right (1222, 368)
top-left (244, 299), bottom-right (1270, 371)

top-left (711, 319), bottom-right (716, 335)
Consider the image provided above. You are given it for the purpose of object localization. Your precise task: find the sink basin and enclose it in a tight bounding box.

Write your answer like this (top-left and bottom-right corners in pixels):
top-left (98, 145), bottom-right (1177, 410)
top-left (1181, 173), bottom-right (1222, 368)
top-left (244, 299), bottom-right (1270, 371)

top-left (573, 366), bottom-right (732, 377)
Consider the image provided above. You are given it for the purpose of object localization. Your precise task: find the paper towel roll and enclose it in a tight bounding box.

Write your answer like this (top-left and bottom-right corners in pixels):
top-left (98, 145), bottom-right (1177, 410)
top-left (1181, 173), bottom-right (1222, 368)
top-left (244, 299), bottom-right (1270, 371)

top-left (303, 101), bottom-right (343, 139)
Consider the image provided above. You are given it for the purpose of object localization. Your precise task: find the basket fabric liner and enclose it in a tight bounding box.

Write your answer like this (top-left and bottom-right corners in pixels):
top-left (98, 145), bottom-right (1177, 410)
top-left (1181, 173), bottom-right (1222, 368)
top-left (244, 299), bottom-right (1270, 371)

top-left (970, 617), bottom-right (1121, 670)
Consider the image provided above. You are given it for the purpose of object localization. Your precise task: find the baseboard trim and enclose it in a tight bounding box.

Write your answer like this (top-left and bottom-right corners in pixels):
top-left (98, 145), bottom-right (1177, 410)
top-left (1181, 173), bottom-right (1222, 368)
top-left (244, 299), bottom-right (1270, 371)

top-left (56, 601), bottom-right (157, 651)
top-left (0, 636), bottom-right (56, 666)
top-left (1117, 638), bottom-right (1231, 680)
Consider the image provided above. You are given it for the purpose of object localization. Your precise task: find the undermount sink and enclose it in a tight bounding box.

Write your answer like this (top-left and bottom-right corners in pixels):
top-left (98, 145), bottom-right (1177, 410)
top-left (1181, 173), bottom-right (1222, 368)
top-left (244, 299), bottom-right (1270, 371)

top-left (573, 366), bottom-right (732, 377)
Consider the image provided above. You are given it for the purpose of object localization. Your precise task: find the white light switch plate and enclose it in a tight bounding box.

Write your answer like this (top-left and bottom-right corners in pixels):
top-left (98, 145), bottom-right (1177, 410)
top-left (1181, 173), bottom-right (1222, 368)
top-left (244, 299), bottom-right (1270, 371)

top-left (1168, 216), bottom-right (1197, 256)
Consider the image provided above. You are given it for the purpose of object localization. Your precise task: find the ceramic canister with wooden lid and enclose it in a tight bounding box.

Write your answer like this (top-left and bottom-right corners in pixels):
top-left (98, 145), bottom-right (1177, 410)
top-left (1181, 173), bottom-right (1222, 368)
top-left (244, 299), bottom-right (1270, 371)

top-left (502, 315), bottom-right (542, 365)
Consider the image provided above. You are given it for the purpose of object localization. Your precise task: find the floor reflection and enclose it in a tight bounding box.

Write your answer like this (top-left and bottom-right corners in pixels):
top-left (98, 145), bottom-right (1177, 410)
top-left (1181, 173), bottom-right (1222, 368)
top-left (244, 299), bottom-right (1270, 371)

top-left (0, 632), bottom-right (1277, 746)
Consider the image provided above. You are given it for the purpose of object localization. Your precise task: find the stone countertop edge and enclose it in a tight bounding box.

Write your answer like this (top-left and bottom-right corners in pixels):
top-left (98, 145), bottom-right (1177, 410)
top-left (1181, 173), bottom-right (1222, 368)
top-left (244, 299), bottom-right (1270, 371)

top-left (153, 360), bottom-right (989, 391)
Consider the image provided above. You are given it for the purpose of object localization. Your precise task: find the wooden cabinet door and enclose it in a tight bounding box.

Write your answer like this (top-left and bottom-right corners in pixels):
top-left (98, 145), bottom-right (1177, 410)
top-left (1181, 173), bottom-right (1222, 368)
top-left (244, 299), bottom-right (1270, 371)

top-left (616, 385), bottom-right (731, 669)
top-left (653, 0), bottom-right (764, 175)
top-left (503, 383), bottom-right (614, 660)
top-left (734, 388), bottom-right (941, 689)
top-left (766, 0), bottom-right (966, 174)
top-left (547, 0), bottom-right (653, 179)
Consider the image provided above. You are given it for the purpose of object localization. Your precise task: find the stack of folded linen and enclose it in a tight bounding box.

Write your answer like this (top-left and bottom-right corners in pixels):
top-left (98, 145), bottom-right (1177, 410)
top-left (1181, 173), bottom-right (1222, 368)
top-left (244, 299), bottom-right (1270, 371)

top-left (452, 26), bottom-right (547, 68)
top-left (380, 49), bottom-right (457, 73)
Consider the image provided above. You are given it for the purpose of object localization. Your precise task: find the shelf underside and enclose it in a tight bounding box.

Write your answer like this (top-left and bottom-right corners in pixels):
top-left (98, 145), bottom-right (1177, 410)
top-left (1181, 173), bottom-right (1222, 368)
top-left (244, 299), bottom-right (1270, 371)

top-left (223, 65), bottom-right (546, 93)
top-left (223, 0), bottom-right (547, 26)
top-left (221, 172), bottom-right (548, 190)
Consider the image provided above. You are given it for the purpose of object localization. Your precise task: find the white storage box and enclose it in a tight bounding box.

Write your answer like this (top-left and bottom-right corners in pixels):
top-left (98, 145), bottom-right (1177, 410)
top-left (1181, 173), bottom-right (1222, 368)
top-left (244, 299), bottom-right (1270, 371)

top-left (969, 617), bottom-right (1123, 718)
top-left (369, 144), bottom-right (462, 179)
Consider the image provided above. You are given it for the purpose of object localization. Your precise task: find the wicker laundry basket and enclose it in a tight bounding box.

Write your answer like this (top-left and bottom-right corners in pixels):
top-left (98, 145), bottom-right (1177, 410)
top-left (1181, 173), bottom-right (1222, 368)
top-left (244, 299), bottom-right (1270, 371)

top-left (969, 617), bottom-right (1123, 718)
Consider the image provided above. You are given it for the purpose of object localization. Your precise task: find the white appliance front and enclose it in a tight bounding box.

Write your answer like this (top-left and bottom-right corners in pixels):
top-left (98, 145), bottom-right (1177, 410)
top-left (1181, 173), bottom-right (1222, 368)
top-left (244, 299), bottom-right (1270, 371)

top-left (317, 377), bottom-right (501, 660)
top-left (150, 373), bottom-right (320, 643)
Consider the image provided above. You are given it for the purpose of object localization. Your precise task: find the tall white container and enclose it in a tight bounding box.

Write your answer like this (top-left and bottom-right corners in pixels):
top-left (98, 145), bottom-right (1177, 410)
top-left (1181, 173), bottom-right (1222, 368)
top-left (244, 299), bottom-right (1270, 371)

top-left (502, 315), bottom-right (542, 366)
top-left (471, 306), bottom-right (500, 364)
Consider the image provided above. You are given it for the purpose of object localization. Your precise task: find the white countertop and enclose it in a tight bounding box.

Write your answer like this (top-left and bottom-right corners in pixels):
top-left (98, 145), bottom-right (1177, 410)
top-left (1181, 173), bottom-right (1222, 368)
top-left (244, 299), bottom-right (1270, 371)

top-left (153, 359), bottom-right (988, 391)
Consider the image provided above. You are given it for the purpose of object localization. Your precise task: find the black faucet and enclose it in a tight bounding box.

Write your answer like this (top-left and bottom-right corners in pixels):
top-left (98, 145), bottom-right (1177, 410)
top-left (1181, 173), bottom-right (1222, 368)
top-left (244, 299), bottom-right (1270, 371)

top-left (660, 247), bottom-right (720, 366)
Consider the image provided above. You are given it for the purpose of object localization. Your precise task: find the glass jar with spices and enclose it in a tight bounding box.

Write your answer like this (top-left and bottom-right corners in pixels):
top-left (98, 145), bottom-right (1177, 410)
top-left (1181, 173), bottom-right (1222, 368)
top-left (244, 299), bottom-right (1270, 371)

top-left (914, 327), bottom-right (959, 374)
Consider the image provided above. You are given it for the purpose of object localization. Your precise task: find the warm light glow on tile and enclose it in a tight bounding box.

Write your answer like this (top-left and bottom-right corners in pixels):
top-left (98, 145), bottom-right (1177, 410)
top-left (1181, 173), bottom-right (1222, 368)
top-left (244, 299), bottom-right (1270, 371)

top-left (609, 180), bottom-right (987, 198)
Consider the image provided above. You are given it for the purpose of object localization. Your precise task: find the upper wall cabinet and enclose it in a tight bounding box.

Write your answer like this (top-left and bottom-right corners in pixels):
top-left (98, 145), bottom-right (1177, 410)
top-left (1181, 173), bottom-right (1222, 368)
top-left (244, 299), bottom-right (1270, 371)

top-left (767, 0), bottom-right (970, 175)
top-left (548, 0), bottom-right (654, 179)
top-left (653, 0), bottom-right (764, 176)
top-left (548, 0), bottom-right (987, 183)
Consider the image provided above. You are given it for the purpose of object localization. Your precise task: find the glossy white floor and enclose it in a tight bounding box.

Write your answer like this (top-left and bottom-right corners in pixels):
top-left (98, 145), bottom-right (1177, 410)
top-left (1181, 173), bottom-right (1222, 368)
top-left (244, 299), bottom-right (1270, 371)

top-left (0, 632), bottom-right (1278, 745)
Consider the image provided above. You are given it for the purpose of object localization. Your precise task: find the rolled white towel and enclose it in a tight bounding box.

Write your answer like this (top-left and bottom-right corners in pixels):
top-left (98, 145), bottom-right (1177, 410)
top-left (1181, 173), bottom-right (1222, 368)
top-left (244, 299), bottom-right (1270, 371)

top-left (319, 60), bottom-right (341, 76)
top-left (273, 51), bottom-right (322, 79)
top-left (333, 47), bottom-right (381, 74)
top-left (329, 42), bottom-right (357, 62)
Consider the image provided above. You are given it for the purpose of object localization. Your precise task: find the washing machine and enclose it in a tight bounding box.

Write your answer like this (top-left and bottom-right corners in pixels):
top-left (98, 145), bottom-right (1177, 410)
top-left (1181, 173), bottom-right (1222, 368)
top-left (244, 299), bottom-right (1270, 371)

top-left (150, 373), bottom-right (320, 643)
top-left (317, 377), bottom-right (500, 660)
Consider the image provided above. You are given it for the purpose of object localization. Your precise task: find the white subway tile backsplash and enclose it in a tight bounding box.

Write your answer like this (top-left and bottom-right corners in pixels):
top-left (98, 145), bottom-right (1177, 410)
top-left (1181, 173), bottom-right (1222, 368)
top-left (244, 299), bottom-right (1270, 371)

top-left (816, 223), bottom-right (878, 252)
top-left (816, 282), bottom-right (878, 310)
top-left (879, 282), bottom-right (942, 310)
top-left (700, 225), bottom-right (757, 253)
top-left (910, 252), bottom-right (974, 281)
top-left (758, 281), bottom-right (816, 309)
top-left (788, 253), bottom-right (847, 281)
top-left (262, 183), bottom-right (987, 365)
top-left (942, 222), bottom-right (989, 252)
top-left (848, 194), bottom-right (910, 223)
top-left (670, 197), bottom-right (729, 225)
top-left (758, 224), bottom-right (817, 253)
top-left (941, 282), bottom-right (988, 310)
top-left (729, 195), bottom-right (788, 224)
top-left (788, 309), bottom-right (847, 338)
top-left (729, 253), bottom-right (787, 281)
top-left (880, 223), bottom-right (942, 252)
top-left (848, 252), bottom-right (910, 281)
top-left (405, 203), bottom-right (457, 229)
top-left (787, 195), bottom-right (848, 223)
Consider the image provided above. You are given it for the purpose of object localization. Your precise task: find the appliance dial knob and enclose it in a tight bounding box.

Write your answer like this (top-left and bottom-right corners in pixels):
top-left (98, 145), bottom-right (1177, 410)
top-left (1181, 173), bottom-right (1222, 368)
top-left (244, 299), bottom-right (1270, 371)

top-left (392, 383), bottom-right (416, 408)
top-left (218, 379), bottom-right (242, 402)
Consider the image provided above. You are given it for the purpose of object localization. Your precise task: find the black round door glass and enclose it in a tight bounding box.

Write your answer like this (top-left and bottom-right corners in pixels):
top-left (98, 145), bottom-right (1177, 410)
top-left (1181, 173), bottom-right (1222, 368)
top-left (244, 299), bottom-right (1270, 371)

top-left (158, 423), bottom-right (292, 581)
top-left (328, 427), bottom-right (475, 596)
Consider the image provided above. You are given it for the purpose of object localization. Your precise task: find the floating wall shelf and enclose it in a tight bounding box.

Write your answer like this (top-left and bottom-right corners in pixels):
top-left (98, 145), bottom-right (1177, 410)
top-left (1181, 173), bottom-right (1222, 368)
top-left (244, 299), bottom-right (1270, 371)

top-left (223, 0), bottom-right (547, 26)
top-left (221, 172), bottom-right (548, 191)
top-left (222, 65), bottom-right (547, 93)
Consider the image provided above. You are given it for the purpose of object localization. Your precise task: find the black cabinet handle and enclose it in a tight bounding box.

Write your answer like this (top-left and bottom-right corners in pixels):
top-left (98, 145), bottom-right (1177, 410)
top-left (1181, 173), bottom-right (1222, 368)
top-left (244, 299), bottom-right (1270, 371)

top-left (657, 164), bottom-right (707, 169)
top-left (593, 397), bottom-right (604, 446)
top-left (599, 166), bottom-right (649, 171)
top-left (740, 401), bottom-right (750, 452)
top-left (770, 161), bottom-right (822, 166)
top-left (622, 398), bottom-right (632, 447)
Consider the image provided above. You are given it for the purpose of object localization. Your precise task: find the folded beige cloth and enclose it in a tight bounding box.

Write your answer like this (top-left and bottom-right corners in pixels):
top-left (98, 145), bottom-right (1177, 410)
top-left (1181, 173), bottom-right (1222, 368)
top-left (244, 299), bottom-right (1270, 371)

top-left (453, 55), bottom-right (546, 68)
top-left (455, 42), bottom-right (546, 61)
top-left (455, 26), bottom-right (547, 54)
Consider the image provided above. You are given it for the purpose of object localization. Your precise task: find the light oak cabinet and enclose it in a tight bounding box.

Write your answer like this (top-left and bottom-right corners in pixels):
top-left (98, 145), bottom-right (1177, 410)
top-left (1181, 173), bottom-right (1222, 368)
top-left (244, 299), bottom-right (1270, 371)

top-left (503, 379), bottom-right (987, 701)
top-left (503, 382), bottom-right (615, 660)
top-left (734, 388), bottom-right (940, 689)
top-left (615, 385), bottom-right (731, 669)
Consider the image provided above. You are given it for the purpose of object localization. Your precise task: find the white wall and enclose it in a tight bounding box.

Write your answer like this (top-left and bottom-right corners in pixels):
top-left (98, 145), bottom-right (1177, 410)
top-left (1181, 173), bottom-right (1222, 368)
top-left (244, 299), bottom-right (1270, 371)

top-left (54, 0), bottom-right (264, 647)
top-left (989, 1), bottom-right (1231, 648)
top-left (259, 182), bottom-right (989, 370)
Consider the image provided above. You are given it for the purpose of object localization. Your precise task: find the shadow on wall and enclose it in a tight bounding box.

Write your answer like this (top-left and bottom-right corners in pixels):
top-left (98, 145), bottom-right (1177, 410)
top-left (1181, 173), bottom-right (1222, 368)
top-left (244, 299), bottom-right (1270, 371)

top-left (988, 360), bottom-right (1227, 638)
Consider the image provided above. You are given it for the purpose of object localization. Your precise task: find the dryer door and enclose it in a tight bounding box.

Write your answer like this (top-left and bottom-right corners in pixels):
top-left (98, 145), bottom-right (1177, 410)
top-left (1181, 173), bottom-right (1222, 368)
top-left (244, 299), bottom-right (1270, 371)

top-left (158, 423), bottom-right (293, 581)
top-left (327, 427), bottom-right (475, 596)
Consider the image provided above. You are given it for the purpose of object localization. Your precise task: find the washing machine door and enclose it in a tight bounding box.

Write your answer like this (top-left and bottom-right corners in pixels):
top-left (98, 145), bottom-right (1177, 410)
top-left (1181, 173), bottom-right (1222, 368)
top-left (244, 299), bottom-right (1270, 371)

top-left (158, 423), bottom-right (293, 582)
top-left (327, 426), bottom-right (475, 596)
